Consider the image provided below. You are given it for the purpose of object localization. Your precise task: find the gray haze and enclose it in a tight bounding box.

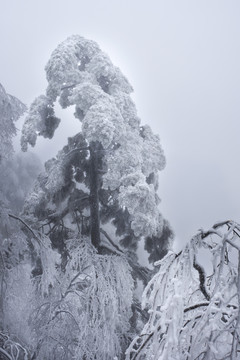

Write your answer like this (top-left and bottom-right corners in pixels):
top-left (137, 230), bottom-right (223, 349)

top-left (1, 0), bottom-right (240, 249)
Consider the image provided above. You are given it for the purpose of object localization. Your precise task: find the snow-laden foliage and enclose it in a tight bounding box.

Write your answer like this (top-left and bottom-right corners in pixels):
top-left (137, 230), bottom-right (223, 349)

top-left (22, 133), bottom-right (89, 229)
top-left (20, 35), bottom-right (166, 240)
top-left (127, 221), bottom-right (240, 360)
top-left (145, 219), bottom-right (174, 264)
top-left (1, 212), bottom-right (134, 360)
top-left (21, 95), bottom-right (60, 151)
top-left (28, 237), bottom-right (133, 360)
top-left (1, 191), bottom-right (135, 360)
top-left (0, 83), bottom-right (26, 161)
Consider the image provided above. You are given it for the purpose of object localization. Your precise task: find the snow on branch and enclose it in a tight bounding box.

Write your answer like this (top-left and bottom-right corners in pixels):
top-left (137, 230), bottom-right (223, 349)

top-left (30, 239), bottom-right (134, 360)
top-left (126, 220), bottom-right (240, 360)
top-left (0, 331), bottom-right (30, 360)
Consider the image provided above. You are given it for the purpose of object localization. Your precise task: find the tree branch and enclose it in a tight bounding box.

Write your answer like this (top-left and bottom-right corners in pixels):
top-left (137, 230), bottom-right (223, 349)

top-left (8, 213), bottom-right (42, 247)
top-left (193, 256), bottom-right (210, 301)
top-left (0, 347), bottom-right (12, 360)
top-left (60, 84), bottom-right (77, 90)
top-left (48, 336), bottom-right (74, 357)
top-left (50, 310), bottom-right (80, 329)
top-left (66, 147), bottom-right (90, 157)
top-left (128, 324), bottom-right (162, 360)
top-left (184, 302), bottom-right (209, 313)
top-left (100, 228), bottom-right (124, 253)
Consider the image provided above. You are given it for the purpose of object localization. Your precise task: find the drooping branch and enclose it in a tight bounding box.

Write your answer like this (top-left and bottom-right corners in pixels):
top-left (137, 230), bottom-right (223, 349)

top-left (199, 220), bottom-right (232, 238)
top-left (126, 220), bottom-right (240, 360)
top-left (50, 310), bottom-right (80, 330)
top-left (8, 213), bottom-right (42, 248)
top-left (48, 336), bottom-right (74, 357)
top-left (0, 332), bottom-right (29, 360)
top-left (127, 324), bottom-right (163, 360)
top-left (0, 347), bottom-right (12, 360)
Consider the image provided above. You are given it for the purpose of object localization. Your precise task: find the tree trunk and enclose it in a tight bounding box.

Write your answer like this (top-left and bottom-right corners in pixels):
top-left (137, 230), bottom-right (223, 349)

top-left (89, 142), bottom-right (101, 250)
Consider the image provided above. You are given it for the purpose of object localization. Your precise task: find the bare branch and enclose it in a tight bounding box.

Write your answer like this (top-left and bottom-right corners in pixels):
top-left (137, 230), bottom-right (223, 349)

top-left (184, 302), bottom-right (209, 313)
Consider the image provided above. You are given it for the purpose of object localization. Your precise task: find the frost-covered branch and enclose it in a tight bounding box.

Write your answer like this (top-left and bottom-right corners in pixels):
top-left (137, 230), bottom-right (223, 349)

top-left (50, 310), bottom-right (80, 329)
top-left (126, 220), bottom-right (240, 360)
top-left (65, 146), bottom-right (90, 157)
top-left (0, 332), bottom-right (29, 360)
top-left (8, 213), bottom-right (42, 247)
top-left (0, 347), bottom-right (12, 360)
top-left (27, 240), bottom-right (134, 360)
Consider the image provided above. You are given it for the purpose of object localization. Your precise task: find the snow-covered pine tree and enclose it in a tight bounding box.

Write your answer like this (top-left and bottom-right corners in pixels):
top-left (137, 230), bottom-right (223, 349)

top-left (14, 35), bottom-right (173, 359)
top-left (21, 35), bottom-right (172, 262)
top-left (127, 220), bottom-right (240, 360)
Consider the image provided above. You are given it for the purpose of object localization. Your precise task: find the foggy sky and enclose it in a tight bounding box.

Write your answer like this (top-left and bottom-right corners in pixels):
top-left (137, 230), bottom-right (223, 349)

top-left (1, 0), bottom-right (240, 249)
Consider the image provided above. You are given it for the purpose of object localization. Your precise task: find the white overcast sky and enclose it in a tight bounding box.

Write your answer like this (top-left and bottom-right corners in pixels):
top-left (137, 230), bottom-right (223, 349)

top-left (1, 0), bottom-right (240, 249)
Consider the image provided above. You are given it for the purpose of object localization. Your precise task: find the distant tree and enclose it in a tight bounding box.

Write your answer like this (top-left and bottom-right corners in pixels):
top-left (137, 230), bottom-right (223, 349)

top-left (0, 82), bottom-right (27, 234)
top-left (0, 82), bottom-right (26, 229)
top-left (0, 83), bottom-right (26, 162)
top-left (0, 82), bottom-right (27, 238)
top-left (0, 83), bottom-right (31, 359)
top-left (127, 220), bottom-right (240, 360)
top-left (0, 152), bottom-right (42, 215)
